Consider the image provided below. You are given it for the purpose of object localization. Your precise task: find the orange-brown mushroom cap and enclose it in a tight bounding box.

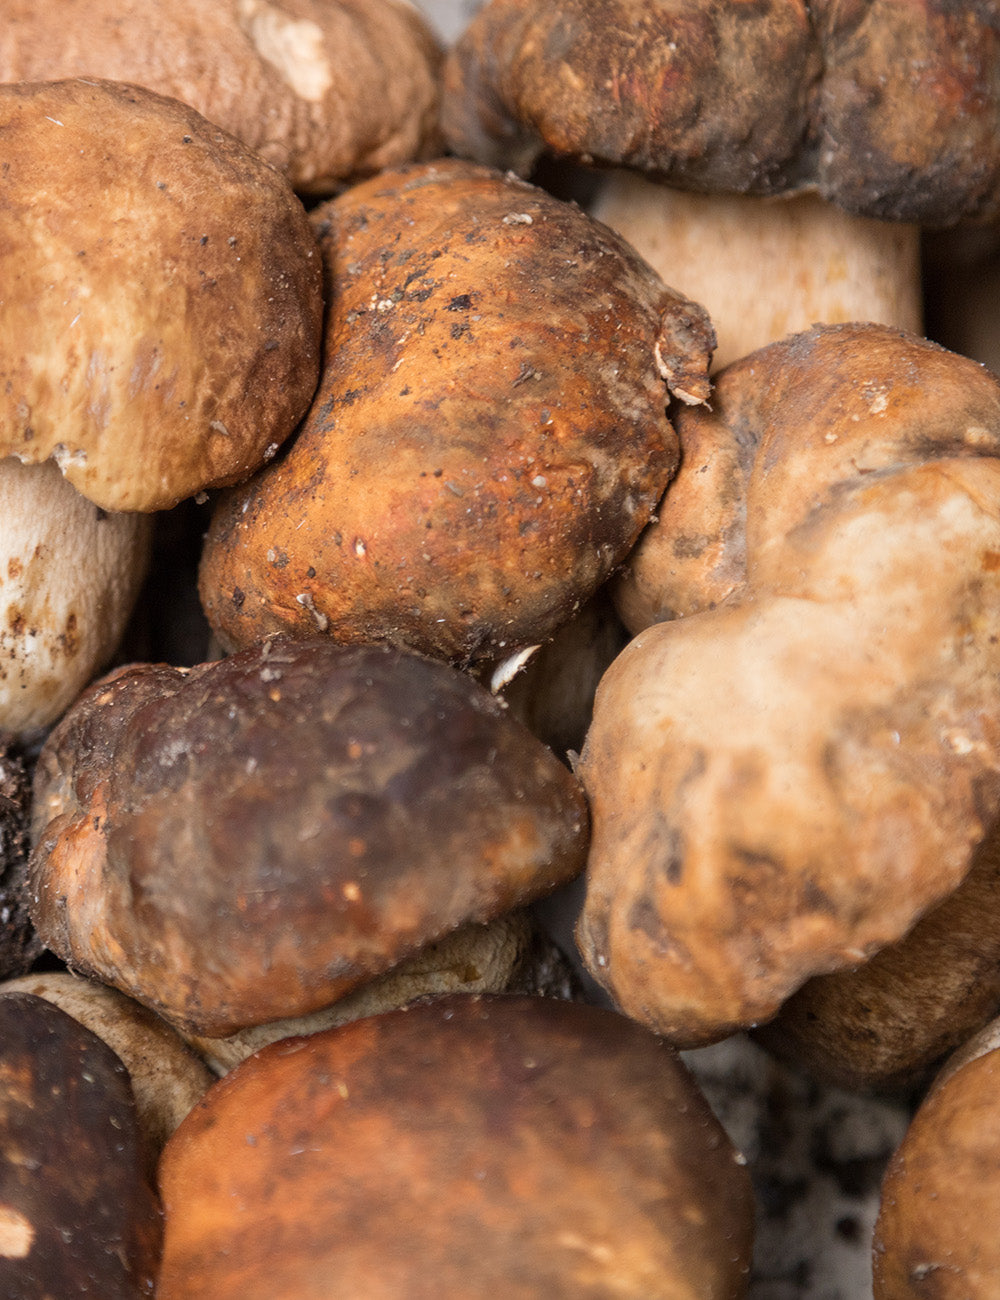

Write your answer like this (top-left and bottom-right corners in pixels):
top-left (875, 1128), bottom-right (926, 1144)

top-left (157, 994), bottom-right (754, 1299)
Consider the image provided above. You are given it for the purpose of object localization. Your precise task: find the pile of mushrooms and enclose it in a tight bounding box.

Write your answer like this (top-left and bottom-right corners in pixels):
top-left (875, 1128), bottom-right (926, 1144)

top-left (2, 0), bottom-right (1000, 1295)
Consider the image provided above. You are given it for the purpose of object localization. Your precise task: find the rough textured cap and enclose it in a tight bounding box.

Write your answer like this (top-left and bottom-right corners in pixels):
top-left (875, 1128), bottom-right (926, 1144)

top-left (579, 324), bottom-right (1000, 1045)
top-left (0, 0), bottom-right (443, 193)
top-left (0, 992), bottom-right (162, 1297)
top-left (443, 0), bottom-right (1000, 225)
top-left (157, 994), bottom-right (754, 1299)
top-left (28, 637), bottom-right (589, 1035)
top-left (198, 157), bottom-right (714, 663)
top-left (0, 78), bottom-right (323, 512)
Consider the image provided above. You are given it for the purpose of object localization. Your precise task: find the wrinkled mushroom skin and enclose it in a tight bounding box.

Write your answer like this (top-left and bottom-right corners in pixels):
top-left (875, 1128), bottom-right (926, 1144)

top-left (873, 1035), bottom-right (1000, 1297)
top-left (444, 0), bottom-right (1000, 224)
top-left (157, 995), bottom-right (754, 1299)
top-left (0, 993), bottom-right (161, 1298)
top-left (0, 459), bottom-right (151, 738)
top-left (0, 79), bottom-right (323, 512)
top-left (578, 324), bottom-right (1000, 1046)
top-left (198, 158), bottom-right (714, 665)
top-left (443, 0), bottom-right (820, 191)
top-left (28, 638), bottom-right (589, 1036)
top-left (757, 823), bottom-right (1000, 1093)
top-left (0, 0), bottom-right (443, 192)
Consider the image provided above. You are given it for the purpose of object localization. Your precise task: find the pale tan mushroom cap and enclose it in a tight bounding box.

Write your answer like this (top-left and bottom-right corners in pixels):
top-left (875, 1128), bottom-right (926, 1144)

top-left (0, 0), bottom-right (443, 192)
top-left (0, 79), bottom-right (323, 512)
top-left (0, 458), bottom-right (150, 738)
top-left (579, 325), bottom-right (1000, 1045)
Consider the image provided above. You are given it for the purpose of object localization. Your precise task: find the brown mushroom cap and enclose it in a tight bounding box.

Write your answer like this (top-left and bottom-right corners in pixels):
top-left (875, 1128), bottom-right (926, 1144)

top-left (0, 0), bottom-right (442, 193)
top-left (157, 994), bottom-right (754, 1299)
top-left (443, 0), bottom-right (1000, 225)
top-left (756, 824), bottom-right (1000, 1094)
top-left (198, 157), bottom-right (715, 664)
top-left (28, 637), bottom-right (589, 1036)
top-left (0, 992), bottom-right (161, 1297)
top-left (0, 971), bottom-right (213, 1170)
top-left (0, 78), bottom-right (323, 512)
top-left (577, 323), bottom-right (1000, 1045)
top-left (872, 1032), bottom-right (1000, 1297)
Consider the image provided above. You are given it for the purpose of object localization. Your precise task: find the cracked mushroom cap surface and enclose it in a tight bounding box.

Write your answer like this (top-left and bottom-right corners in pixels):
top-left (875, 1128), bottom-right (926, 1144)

top-left (577, 323), bottom-right (1000, 1046)
top-left (157, 994), bottom-right (754, 1300)
top-left (0, 992), bottom-right (162, 1297)
top-left (27, 637), bottom-right (589, 1037)
top-left (0, 0), bottom-right (443, 193)
top-left (198, 157), bottom-right (714, 665)
top-left (442, 0), bottom-right (1000, 225)
top-left (0, 78), bottom-right (323, 513)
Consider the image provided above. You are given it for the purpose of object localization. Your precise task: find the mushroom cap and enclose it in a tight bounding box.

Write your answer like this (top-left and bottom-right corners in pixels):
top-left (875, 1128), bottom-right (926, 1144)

top-left (756, 825), bottom-right (1000, 1093)
top-left (0, 458), bottom-right (151, 737)
top-left (0, 0), bottom-right (442, 193)
top-left (28, 637), bottom-right (589, 1035)
top-left (443, 0), bottom-right (1000, 225)
top-left (873, 1031), bottom-right (1000, 1297)
top-left (578, 323), bottom-right (1000, 1044)
top-left (0, 971), bottom-right (213, 1169)
top-left (0, 992), bottom-right (161, 1297)
top-left (181, 909), bottom-right (576, 1074)
top-left (157, 994), bottom-right (754, 1299)
top-left (0, 78), bottom-right (323, 512)
top-left (198, 157), bottom-right (714, 663)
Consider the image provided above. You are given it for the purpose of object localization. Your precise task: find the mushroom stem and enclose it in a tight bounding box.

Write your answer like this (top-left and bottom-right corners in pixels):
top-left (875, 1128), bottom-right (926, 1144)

top-left (591, 171), bottom-right (922, 371)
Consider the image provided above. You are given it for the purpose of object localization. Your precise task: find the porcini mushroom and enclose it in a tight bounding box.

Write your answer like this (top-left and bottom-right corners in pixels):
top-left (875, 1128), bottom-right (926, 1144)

top-left (198, 157), bottom-right (714, 665)
top-left (442, 0), bottom-right (1000, 365)
top-left (157, 994), bottom-right (754, 1298)
top-left (577, 323), bottom-right (1000, 1046)
top-left (0, 971), bottom-right (213, 1170)
top-left (0, 992), bottom-right (161, 1297)
top-left (0, 458), bottom-right (150, 739)
top-left (0, 0), bottom-right (443, 192)
top-left (28, 636), bottom-right (589, 1036)
top-left (872, 1016), bottom-right (1000, 1297)
top-left (0, 78), bottom-right (323, 513)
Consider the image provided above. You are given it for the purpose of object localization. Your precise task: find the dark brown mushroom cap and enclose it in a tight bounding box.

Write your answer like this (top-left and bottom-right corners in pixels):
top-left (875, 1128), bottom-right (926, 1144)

top-left (157, 994), bottom-right (754, 1300)
top-left (872, 1036), bottom-right (1000, 1297)
top-left (0, 78), bottom-right (324, 512)
top-left (443, 0), bottom-right (1000, 225)
top-left (0, 0), bottom-right (443, 194)
top-left (0, 992), bottom-right (161, 1297)
top-left (28, 637), bottom-right (589, 1036)
top-left (197, 157), bottom-right (714, 664)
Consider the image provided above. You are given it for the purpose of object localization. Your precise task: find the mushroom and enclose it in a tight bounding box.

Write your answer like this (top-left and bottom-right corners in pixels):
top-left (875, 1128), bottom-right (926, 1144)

top-left (872, 1016), bottom-right (1000, 1297)
top-left (197, 156), bottom-right (715, 665)
top-left (28, 636), bottom-right (589, 1036)
top-left (0, 458), bottom-right (150, 739)
top-left (442, 0), bottom-right (1000, 366)
top-left (755, 824), bottom-right (1000, 1094)
top-left (156, 994), bottom-right (755, 1298)
top-left (181, 909), bottom-right (579, 1074)
top-left (0, 971), bottom-right (213, 1172)
top-left (0, 0), bottom-right (443, 193)
top-left (576, 323), bottom-right (1000, 1046)
top-left (0, 78), bottom-right (323, 513)
top-left (0, 992), bottom-right (161, 1297)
